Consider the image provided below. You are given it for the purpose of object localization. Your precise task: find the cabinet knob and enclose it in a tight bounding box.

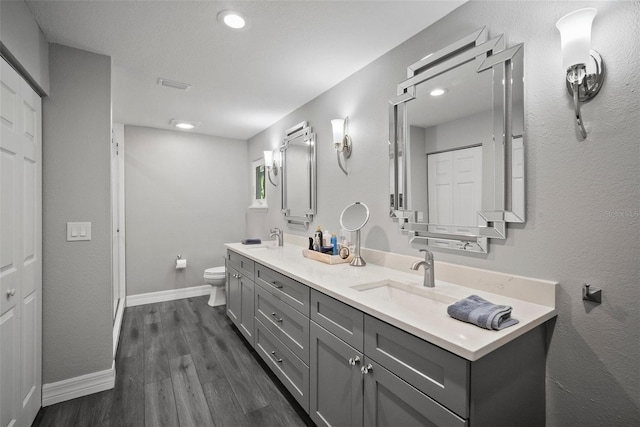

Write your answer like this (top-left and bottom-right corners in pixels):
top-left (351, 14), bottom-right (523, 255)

top-left (360, 363), bottom-right (373, 375)
top-left (6, 289), bottom-right (15, 298)
top-left (348, 356), bottom-right (360, 366)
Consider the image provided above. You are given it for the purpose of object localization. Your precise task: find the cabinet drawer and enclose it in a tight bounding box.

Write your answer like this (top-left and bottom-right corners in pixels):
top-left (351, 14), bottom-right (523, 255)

top-left (255, 319), bottom-right (309, 412)
top-left (255, 285), bottom-right (309, 363)
top-left (227, 250), bottom-right (255, 280)
top-left (311, 290), bottom-right (364, 351)
top-left (364, 358), bottom-right (467, 427)
top-left (364, 315), bottom-right (469, 418)
top-left (255, 264), bottom-right (310, 316)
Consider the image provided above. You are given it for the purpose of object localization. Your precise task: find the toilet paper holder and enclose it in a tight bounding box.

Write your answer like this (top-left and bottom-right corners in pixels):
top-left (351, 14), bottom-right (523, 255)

top-left (175, 254), bottom-right (187, 269)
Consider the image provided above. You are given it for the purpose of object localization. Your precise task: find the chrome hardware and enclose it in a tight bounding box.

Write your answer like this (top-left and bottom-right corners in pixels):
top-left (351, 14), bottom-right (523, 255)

top-left (411, 249), bottom-right (435, 288)
top-left (272, 281), bottom-right (283, 289)
top-left (270, 351), bottom-right (283, 363)
top-left (270, 227), bottom-right (284, 247)
top-left (582, 283), bottom-right (602, 304)
top-left (348, 356), bottom-right (361, 366)
top-left (271, 312), bottom-right (283, 322)
top-left (360, 363), bottom-right (373, 375)
top-left (233, 273), bottom-right (241, 279)
top-left (6, 289), bottom-right (16, 298)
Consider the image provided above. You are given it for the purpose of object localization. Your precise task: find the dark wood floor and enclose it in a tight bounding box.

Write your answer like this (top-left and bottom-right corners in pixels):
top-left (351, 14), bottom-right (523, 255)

top-left (33, 296), bottom-right (314, 427)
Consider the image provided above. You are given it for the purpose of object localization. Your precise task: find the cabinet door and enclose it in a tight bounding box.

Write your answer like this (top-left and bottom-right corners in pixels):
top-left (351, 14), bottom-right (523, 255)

top-left (239, 276), bottom-right (254, 346)
top-left (226, 266), bottom-right (241, 325)
top-left (310, 322), bottom-right (363, 427)
top-left (363, 358), bottom-right (467, 427)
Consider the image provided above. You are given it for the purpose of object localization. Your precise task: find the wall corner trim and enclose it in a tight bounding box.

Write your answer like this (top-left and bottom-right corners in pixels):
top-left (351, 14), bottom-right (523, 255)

top-left (125, 285), bottom-right (211, 307)
top-left (42, 362), bottom-right (115, 407)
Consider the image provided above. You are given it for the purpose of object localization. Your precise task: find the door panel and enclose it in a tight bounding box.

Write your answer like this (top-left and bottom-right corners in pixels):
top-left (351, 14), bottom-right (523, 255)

top-left (0, 58), bottom-right (42, 427)
top-left (0, 310), bottom-right (19, 427)
top-left (310, 322), bottom-right (363, 427)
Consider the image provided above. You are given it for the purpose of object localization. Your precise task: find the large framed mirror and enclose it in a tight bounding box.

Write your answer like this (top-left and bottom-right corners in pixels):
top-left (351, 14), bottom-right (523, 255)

top-left (281, 121), bottom-right (316, 228)
top-left (389, 27), bottom-right (524, 253)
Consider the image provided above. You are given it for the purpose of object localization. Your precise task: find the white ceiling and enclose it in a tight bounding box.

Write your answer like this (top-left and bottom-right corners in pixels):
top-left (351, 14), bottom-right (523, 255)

top-left (26, 0), bottom-right (465, 140)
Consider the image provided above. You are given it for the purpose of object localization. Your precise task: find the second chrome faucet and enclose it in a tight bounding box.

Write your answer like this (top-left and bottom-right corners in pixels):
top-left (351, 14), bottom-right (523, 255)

top-left (411, 249), bottom-right (435, 288)
top-left (270, 227), bottom-right (284, 246)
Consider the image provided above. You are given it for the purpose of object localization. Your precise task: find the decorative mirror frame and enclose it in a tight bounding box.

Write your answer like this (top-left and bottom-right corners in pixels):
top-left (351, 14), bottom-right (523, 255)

top-left (280, 121), bottom-right (316, 228)
top-left (388, 27), bottom-right (525, 253)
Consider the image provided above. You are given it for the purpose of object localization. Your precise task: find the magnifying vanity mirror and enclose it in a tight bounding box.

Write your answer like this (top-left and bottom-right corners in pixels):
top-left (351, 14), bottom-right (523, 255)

top-left (340, 202), bottom-right (370, 267)
top-left (389, 27), bottom-right (525, 253)
top-left (281, 121), bottom-right (317, 228)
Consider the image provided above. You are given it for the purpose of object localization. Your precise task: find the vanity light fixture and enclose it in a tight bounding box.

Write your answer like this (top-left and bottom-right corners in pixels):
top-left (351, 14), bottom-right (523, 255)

top-left (331, 118), bottom-right (352, 175)
top-left (170, 119), bottom-right (199, 130)
top-left (218, 10), bottom-right (247, 30)
top-left (264, 150), bottom-right (278, 186)
top-left (556, 8), bottom-right (605, 138)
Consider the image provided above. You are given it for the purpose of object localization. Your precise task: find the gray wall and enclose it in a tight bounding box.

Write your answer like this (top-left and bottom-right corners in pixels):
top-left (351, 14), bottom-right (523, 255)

top-left (0, 0), bottom-right (49, 94)
top-left (248, 1), bottom-right (640, 425)
top-left (124, 126), bottom-right (248, 296)
top-left (42, 44), bottom-right (113, 383)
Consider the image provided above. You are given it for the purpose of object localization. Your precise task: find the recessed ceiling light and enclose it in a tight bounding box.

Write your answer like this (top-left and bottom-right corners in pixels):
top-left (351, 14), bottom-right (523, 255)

top-left (218, 10), bottom-right (247, 30)
top-left (430, 88), bottom-right (448, 97)
top-left (170, 119), bottom-right (199, 130)
top-left (157, 78), bottom-right (191, 91)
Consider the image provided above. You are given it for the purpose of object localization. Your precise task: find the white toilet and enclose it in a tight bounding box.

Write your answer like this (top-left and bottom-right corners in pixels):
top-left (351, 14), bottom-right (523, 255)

top-left (203, 266), bottom-right (226, 307)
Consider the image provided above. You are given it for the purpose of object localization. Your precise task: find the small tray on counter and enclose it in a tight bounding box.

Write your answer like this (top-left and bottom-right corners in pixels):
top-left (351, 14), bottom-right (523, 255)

top-left (302, 249), bottom-right (353, 265)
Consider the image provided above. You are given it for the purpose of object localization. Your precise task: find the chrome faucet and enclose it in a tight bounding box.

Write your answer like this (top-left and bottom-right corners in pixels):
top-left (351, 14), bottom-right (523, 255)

top-left (270, 227), bottom-right (284, 247)
top-left (411, 249), bottom-right (435, 288)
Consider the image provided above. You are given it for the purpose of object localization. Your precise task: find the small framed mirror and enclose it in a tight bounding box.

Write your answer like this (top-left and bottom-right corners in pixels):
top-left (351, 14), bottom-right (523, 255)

top-left (340, 202), bottom-right (370, 267)
top-left (280, 121), bottom-right (316, 228)
top-left (389, 27), bottom-right (524, 253)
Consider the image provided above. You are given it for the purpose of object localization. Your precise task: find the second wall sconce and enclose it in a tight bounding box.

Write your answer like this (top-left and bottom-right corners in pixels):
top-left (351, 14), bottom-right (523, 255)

top-left (331, 117), bottom-right (352, 175)
top-left (264, 149), bottom-right (279, 186)
top-left (556, 8), bottom-right (605, 139)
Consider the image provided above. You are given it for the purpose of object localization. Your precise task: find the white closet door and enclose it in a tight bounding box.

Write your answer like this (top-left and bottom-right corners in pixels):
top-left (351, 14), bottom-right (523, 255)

top-left (0, 57), bottom-right (42, 427)
top-left (428, 146), bottom-right (482, 227)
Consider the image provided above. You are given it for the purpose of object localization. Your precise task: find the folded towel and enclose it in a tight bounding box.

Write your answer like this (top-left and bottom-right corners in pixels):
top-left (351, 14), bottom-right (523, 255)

top-left (447, 295), bottom-right (519, 330)
top-left (241, 238), bottom-right (262, 245)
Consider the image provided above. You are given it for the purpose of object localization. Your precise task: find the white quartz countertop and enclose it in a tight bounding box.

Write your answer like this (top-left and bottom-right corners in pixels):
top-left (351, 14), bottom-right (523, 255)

top-left (226, 242), bottom-right (557, 361)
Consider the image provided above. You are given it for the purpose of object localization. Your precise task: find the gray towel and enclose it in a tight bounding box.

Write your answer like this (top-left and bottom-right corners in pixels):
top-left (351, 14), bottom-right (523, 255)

top-left (447, 295), bottom-right (519, 330)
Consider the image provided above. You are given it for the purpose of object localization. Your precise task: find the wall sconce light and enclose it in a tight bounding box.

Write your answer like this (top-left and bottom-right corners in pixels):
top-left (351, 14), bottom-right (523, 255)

top-left (264, 150), bottom-right (278, 186)
top-left (556, 8), bottom-right (605, 138)
top-left (331, 118), bottom-right (352, 175)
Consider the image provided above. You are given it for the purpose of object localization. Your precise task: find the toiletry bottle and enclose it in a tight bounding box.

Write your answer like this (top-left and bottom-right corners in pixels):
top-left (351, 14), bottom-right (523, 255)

top-left (331, 233), bottom-right (338, 256)
top-left (314, 226), bottom-right (323, 252)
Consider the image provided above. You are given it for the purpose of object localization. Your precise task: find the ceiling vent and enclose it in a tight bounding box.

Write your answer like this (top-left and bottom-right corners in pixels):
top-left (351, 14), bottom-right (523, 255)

top-left (157, 78), bottom-right (191, 91)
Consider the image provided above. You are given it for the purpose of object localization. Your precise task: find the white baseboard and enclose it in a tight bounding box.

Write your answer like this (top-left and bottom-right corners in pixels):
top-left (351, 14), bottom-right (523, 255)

top-left (126, 285), bottom-right (211, 307)
top-left (43, 362), bottom-right (115, 407)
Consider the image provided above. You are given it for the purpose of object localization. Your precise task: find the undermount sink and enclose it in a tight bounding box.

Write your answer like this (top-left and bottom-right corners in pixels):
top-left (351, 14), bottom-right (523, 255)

top-left (351, 280), bottom-right (457, 305)
top-left (245, 243), bottom-right (279, 250)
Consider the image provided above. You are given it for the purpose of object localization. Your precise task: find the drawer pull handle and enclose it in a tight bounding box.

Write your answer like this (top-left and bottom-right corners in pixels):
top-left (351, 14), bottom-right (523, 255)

top-left (360, 364), bottom-right (373, 375)
top-left (271, 312), bottom-right (283, 322)
top-left (348, 356), bottom-right (360, 366)
top-left (6, 289), bottom-right (16, 298)
top-left (270, 351), bottom-right (283, 363)
top-left (272, 281), bottom-right (283, 289)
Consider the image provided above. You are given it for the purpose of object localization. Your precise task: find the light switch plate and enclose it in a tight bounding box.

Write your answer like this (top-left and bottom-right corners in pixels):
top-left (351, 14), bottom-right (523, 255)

top-left (67, 222), bottom-right (91, 241)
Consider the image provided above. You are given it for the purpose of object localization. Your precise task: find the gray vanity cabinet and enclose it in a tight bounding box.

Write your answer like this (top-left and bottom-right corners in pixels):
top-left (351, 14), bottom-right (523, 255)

top-left (227, 251), bottom-right (547, 426)
top-left (226, 251), bottom-right (255, 346)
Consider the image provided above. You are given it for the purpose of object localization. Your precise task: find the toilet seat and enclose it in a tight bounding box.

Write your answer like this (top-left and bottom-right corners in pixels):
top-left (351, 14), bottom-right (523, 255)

top-left (204, 266), bottom-right (226, 280)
